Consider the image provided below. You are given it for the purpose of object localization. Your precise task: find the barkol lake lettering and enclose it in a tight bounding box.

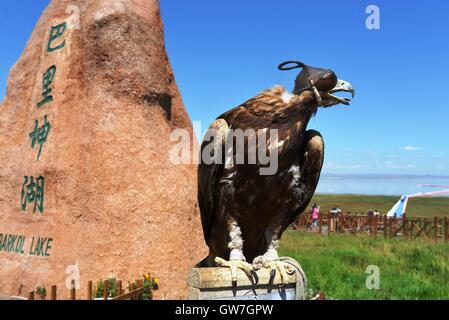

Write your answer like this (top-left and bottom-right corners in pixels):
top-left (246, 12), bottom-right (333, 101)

top-left (0, 233), bottom-right (53, 257)
top-left (29, 236), bottom-right (53, 257)
top-left (0, 233), bottom-right (26, 254)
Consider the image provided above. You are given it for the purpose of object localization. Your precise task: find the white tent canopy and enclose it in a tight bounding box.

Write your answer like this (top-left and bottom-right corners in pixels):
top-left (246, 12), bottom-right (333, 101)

top-left (386, 189), bottom-right (449, 218)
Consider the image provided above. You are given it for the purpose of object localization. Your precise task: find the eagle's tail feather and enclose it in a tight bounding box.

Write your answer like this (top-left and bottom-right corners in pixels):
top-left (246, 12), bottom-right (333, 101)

top-left (195, 256), bottom-right (212, 268)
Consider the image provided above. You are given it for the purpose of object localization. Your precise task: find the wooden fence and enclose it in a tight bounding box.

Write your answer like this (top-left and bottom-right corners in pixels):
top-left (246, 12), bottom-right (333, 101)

top-left (294, 213), bottom-right (449, 243)
top-left (27, 279), bottom-right (145, 300)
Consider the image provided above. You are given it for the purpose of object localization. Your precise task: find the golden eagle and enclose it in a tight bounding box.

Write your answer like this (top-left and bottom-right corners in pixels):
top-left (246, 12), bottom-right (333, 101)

top-left (197, 61), bottom-right (354, 280)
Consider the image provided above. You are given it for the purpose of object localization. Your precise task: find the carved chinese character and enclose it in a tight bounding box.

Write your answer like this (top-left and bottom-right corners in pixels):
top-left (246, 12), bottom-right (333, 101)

top-left (37, 65), bottom-right (57, 108)
top-left (20, 176), bottom-right (45, 214)
top-left (47, 22), bottom-right (67, 52)
top-left (29, 115), bottom-right (51, 161)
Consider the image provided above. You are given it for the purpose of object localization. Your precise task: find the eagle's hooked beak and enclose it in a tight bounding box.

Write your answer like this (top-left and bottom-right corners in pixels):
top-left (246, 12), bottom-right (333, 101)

top-left (328, 79), bottom-right (355, 106)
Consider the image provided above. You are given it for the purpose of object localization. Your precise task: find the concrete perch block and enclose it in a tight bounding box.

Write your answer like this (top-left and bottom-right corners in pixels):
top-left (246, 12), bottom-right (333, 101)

top-left (187, 266), bottom-right (301, 300)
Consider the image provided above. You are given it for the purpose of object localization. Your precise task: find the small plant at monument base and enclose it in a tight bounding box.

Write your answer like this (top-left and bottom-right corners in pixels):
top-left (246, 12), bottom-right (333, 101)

top-left (36, 286), bottom-right (47, 300)
top-left (142, 273), bottom-right (159, 300)
top-left (93, 278), bottom-right (118, 299)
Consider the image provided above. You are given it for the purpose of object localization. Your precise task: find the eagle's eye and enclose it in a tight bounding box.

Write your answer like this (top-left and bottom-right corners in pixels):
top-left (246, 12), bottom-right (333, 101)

top-left (313, 70), bottom-right (338, 92)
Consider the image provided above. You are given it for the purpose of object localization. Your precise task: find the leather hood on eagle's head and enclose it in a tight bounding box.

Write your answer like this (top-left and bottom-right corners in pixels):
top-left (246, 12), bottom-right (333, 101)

top-left (278, 60), bottom-right (355, 107)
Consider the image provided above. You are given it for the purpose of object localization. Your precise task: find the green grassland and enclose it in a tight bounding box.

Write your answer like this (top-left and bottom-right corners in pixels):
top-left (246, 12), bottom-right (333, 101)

top-left (279, 231), bottom-right (449, 299)
top-left (308, 194), bottom-right (449, 218)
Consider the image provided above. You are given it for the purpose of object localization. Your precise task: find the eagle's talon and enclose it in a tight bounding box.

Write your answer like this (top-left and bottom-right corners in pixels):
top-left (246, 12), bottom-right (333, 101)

top-left (265, 261), bottom-right (290, 285)
top-left (269, 268), bottom-right (276, 284)
top-left (251, 270), bottom-right (259, 285)
top-left (215, 257), bottom-right (255, 286)
top-left (253, 256), bottom-right (292, 286)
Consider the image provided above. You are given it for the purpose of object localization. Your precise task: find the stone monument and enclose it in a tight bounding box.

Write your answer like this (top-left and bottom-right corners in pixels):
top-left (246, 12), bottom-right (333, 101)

top-left (0, 0), bottom-right (207, 299)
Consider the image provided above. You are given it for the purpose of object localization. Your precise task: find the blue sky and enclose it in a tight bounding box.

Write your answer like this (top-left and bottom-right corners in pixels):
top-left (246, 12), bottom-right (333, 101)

top-left (1, 0), bottom-right (448, 176)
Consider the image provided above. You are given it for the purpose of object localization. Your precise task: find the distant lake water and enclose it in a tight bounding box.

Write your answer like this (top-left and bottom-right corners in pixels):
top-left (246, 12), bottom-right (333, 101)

top-left (316, 174), bottom-right (449, 196)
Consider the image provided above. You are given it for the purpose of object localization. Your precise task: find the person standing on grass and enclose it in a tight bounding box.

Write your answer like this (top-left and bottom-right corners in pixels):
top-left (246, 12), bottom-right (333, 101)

top-left (311, 203), bottom-right (320, 229)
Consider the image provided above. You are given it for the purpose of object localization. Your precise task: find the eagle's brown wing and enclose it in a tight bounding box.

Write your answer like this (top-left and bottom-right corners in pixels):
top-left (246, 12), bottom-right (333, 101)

top-left (197, 119), bottom-right (229, 245)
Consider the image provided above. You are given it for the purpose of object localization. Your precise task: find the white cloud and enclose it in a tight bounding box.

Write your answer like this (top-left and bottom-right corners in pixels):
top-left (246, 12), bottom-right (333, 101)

top-left (326, 161), bottom-right (365, 170)
top-left (433, 152), bottom-right (446, 158)
top-left (327, 161), bottom-right (336, 168)
top-left (343, 147), bottom-right (352, 151)
top-left (400, 146), bottom-right (422, 151)
top-left (384, 161), bottom-right (417, 169)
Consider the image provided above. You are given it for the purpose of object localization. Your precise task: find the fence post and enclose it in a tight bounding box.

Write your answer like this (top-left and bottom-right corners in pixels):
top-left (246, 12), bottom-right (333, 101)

top-left (389, 217), bottom-right (397, 238)
top-left (318, 215), bottom-right (322, 234)
top-left (87, 281), bottom-right (93, 300)
top-left (402, 215), bottom-right (408, 239)
top-left (383, 215), bottom-right (387, 238)
top-left (434, 216), bottom-right (439, 243)
top-left (103, 280), bottom-right (109, 300)
top-left (341, 214), bottom-right (345, 233)
top-left (136, 279), bottom-right (143, 300)
top-left (445, 217), bottom-right (449, 243)
top-left (28, 291), bottom-right (35, 300)
top-left (374, 216), bottom-right (379, 237)
top-left (387, 217), bottom-right (390, 238)
top-left (50, 285), bottom-right (57, 300)
top-left (369, 216), bottom-right (373, 236)
top-left (70, 286), bottom-right (76, 300)
top-left (337, 214), bottom-right (340, 234)
top-left (118, 280), bottom-right (123, 296)
top-left (369, 216), bottom-right (376, 236)
top-left (422, 219), bottom-right (427, 240)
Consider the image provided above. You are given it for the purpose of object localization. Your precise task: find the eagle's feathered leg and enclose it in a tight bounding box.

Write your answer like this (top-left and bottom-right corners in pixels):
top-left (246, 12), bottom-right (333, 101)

top-left (253, 130), bottom-right (325, 284)
top-left (215, 220), bottom-right (255, 285)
